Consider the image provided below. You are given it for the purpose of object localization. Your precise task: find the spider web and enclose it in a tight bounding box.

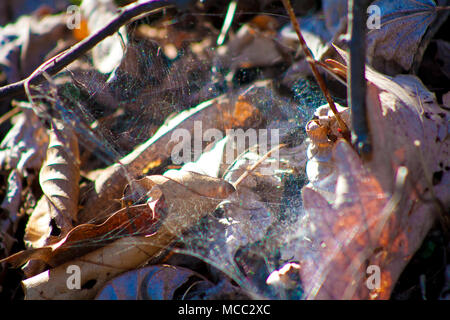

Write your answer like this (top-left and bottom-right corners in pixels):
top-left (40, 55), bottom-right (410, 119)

top-left (20, 4), bottom-right (370, 300)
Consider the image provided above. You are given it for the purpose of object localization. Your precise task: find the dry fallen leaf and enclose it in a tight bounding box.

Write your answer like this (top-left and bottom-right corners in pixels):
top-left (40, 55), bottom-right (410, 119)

top-left (300, 140), bottom-right (394, 299)
top-left (0, 169), bottom-right (22, 226)
top-left (1, 0), bottom-right (448, 302)
top-left (219, 19), bottom-right (286, 73)
top-left (0, 169), bottom-right (22, 256)
top-left (3, 171), bottom-right (234, 266)
top-left (80, 0), bottom-right (126, 74)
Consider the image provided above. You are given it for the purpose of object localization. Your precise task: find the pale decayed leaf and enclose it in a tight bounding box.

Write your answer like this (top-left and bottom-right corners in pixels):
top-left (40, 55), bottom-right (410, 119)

top-left (95, 265), bottom-right (215, 300)
top-left (77, 85), bottom-right (263, 225)
top-left (367, 0), bottom-right (449, 72)
top-left (300, 140), bottom-right (391, 299)
top-left (0, 169), bottom-right (22, 251)
top-left (219, 20), bottom-right (285, 72)
top-left (304, 103), bottom-right (350, 203)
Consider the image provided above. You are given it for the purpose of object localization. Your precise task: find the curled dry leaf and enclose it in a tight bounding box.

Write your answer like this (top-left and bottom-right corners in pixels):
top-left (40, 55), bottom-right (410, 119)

top-left (22, 118), bottom-right (80, 261)
top-left (218, 17), bottom-right (286, 72)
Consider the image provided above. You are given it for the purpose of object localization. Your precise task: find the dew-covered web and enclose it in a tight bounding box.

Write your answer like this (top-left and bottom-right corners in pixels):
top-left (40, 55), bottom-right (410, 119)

top-left (23, 2), bottom-right (361, 299)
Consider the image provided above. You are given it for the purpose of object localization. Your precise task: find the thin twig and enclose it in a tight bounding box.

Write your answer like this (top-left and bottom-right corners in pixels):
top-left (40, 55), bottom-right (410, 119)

top-left (348, 0), bottom-right (372, 158)
top-left (0, 0), bottom-right (183, 101)
top-left (217, 0), bottom-right (238, 46)
top-left (233, 143), bottom-right (285, 188)
top-left (281, 0), bottom-right (350, 141)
